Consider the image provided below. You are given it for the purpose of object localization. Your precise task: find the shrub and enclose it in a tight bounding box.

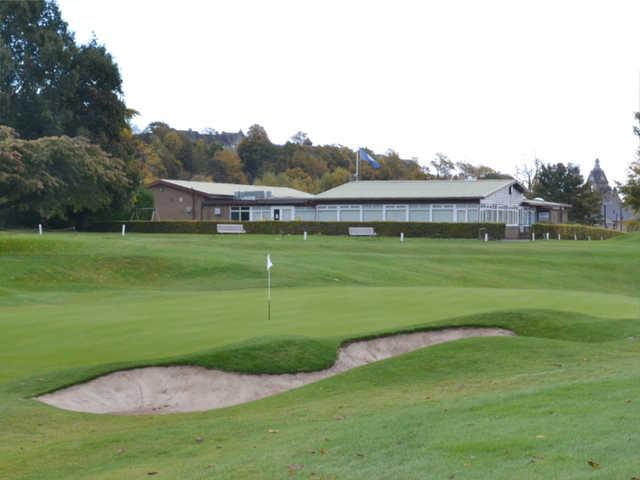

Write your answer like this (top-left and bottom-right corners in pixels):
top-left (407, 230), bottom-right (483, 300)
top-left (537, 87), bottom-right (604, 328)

top-left (87, 221), bottom-right (506, 239)
top-left (531, 223), bottom-right (623, 240)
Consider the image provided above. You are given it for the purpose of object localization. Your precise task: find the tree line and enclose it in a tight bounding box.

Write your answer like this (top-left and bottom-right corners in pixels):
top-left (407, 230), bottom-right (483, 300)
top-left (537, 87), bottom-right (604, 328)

top-left (1, 0), bottom-right (639, 227)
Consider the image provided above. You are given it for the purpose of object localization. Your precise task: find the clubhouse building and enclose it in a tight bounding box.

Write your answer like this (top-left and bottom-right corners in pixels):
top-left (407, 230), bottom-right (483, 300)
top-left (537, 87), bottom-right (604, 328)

top-left (149, 178), bottom-right (570, 229)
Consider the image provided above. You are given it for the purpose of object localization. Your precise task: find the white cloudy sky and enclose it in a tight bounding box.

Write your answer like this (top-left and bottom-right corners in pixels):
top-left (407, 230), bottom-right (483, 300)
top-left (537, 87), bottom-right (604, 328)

top-left (57, 0), bottom-right (639, 183)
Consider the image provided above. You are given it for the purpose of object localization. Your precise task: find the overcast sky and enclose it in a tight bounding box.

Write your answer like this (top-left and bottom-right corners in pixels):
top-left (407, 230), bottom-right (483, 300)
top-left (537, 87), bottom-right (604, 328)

top-left (57, 0), bottom-right (639, 183)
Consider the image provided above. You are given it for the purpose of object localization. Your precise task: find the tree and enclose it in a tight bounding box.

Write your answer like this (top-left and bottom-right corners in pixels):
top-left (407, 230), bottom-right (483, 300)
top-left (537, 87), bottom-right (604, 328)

top-left (0, 1), bottom-right (130, 155)
top-left (320, 167), bottom-right (351, 191)
top-left (532, 162), bottom-right (601, 224)
top-left (430, 153), bottom-right (455, 178)
top-left (515, 160), bottom-right (540, 192)
top-left (209, 149), bottom-right (247, 184)
top-left (0, 125), bottom-right (130, 222)
top-left (290, 131), bottom-right (312, 146)
top-left (236, 124), bottom-right (278, 181)
top-left (620, 112), bottom-right (640, 213)
top-left (456, 162), bottom-right (512, 180)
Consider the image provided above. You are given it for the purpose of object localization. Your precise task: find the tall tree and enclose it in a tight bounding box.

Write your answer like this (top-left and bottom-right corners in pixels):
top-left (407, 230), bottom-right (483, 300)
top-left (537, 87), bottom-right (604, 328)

top-left (0, 1), bottom-right (130, 155)
top-left (532, 162), bottom-right (601, 224)
top-left (430, 153), bottom-right (455, 178)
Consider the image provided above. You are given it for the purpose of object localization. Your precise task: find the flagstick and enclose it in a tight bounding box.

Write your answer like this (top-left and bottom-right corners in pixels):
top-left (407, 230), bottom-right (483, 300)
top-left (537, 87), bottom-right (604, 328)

top-left (267, 262), bottom-right (271, 321)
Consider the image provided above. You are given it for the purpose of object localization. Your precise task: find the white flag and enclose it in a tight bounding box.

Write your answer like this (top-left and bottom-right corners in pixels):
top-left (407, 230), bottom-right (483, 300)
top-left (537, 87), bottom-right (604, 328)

top-left (266, 254), bottom-right (273, 271)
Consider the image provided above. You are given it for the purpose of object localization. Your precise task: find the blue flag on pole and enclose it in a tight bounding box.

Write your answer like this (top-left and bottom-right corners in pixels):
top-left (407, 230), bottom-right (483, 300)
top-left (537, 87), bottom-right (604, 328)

top-left (358, 148), bottom-right (381, 169)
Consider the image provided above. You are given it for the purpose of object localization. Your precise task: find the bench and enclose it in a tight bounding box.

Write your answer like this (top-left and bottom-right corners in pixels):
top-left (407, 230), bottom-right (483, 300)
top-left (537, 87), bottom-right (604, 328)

top-left (348, 226), bottom-right (376, 237)
top-left (217, 224), bottom-right (246, 234)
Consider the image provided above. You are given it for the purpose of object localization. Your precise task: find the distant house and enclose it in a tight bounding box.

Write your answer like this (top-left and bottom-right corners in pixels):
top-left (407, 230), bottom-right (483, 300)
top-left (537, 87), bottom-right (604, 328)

top-left (149, 178), bottom-right (569, 230)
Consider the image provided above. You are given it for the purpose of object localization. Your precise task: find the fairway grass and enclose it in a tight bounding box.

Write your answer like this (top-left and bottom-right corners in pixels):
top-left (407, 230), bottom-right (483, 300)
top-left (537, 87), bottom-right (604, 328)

top-left (1, 232), bottom-right (639, 479)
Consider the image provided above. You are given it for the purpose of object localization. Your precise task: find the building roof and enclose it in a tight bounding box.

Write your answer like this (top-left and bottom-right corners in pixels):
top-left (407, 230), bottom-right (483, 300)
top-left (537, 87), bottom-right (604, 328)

top-left (316, 179), bottom-right (521, 200)
top-left (150, 179), bottom-right (314, 199)
top-left (521, 199), bottom-right (572, 209)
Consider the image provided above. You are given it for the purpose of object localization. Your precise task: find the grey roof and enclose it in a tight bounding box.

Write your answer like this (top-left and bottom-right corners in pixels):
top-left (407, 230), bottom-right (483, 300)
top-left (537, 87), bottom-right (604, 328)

top-left (521, 199), bottom-right (571, 208)
top-left (316, 179), bottom-right (520, 200)
top-left (155, 179), bottom-right (314, 199)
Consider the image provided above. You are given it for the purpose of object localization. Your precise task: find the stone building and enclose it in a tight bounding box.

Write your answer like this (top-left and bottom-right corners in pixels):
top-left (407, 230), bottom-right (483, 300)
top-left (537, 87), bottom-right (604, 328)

top-left (586, 159), bottom-right (632, 229)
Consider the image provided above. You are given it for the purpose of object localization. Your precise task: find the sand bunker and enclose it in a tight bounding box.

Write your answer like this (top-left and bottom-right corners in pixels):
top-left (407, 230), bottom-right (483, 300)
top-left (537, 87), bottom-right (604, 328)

top-left (37, 327), bottom-right (514, 415)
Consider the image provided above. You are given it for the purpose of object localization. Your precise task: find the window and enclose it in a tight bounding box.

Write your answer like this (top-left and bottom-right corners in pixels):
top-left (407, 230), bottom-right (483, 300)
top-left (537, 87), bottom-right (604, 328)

top-left (295, 207), bottom-right (316, 221)
top-left (384, 205), bottom-right (408, 222)
top-left (214, 208), bottom-right (221, 216)
top-left (432, 204), bottom-right (454, 222)
top-left (178, 196), bottom-right (183, 203)
top-left (363, 205), bottom-right (384, 221)
top-left (408, 204), bottom-right (429, 222)
top-left (317, 205), bottom-right (338, 222)
top-left (230, 206), bottom-right (250, 221)
top-left (338, 205), bottom-right (361, 222)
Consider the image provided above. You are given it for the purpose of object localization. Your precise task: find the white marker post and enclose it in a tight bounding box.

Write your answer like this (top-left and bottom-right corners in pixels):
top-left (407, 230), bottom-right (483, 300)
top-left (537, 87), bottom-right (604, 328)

top-left (484, 232), bottom-right (488, 242)
top-left (558, 233), bottom-right (561, 241)
top-left (38, 224), bottom-right (43, 236)
top-left (266, 254), bottom-right (273, 321)
top-left (588, 236), bottom-right (591, 241)
top-left (400, 232), bottom-right (404, 243)
top-left (303, 231), bottom-right (307, 241)
top-left (545, 232), bottom-right (549, 240)
top-left (574, 234), bottom-right (577, 241)
top-left (121, 224), bottom-right (126, 237)
top-left (532, 232), bottom-right (536, 241)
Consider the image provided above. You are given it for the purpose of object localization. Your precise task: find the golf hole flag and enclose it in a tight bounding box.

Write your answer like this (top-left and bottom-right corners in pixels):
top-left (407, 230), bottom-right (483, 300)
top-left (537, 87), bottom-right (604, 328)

top-left (266, 254), bottom-right (273, 271)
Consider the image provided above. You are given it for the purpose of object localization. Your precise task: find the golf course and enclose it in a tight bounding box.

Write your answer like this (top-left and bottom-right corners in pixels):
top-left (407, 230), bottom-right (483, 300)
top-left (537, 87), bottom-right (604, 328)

top-left (1, 231), bottom-right (639, 479)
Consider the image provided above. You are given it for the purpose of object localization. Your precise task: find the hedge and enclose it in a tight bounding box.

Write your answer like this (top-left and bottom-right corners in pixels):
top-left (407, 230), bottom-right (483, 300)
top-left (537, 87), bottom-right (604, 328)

top-left (625, 220), bottom-right (640, 232)
top-left (87, 221), bottom-right (506, 239)
top-left (531, 223), bottom-right (624, 240)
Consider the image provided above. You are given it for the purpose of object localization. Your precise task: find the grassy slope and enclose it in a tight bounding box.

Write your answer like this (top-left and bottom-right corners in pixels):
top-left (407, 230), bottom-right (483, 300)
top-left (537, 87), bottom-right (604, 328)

top-left (1, 232), bottom-right (639, 479)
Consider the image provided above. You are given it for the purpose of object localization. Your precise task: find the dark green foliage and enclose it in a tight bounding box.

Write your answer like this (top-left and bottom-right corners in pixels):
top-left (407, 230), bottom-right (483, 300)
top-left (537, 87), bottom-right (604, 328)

top-left (532, 223), bottom-right (623, 239)
top-left (0, 1), bottom-right (129, 155)
top-left (532, 162), bottom-right (602, 224)
top-left (236, 124), bottom-right (279, 182)
top-left (87, 220), bottom-right (506, 239)
top-left (0, 126), bottom-right (130, 222)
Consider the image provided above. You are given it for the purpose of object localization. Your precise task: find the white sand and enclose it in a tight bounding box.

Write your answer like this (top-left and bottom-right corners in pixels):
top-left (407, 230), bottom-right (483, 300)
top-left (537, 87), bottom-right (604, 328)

top-left (37, 327), bottom-right (514, 415)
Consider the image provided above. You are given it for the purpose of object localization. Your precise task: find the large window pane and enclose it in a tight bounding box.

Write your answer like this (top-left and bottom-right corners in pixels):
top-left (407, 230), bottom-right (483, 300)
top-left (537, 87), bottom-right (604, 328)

top-left (432, 209), bottom-right (453, 222)
top-left (295, 208), bottom-right (316, 221)
top-left (363, 207), bottom-right (383, 221)
top-left (339, 208), bottom-right (361, 222)
top-left (317, 208), bottom-right (338, 221)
